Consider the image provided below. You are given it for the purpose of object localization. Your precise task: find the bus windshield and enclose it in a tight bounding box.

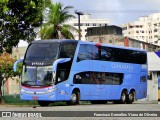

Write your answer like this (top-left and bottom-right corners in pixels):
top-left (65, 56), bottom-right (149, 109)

top-left (25, 43), bottom-right (60, 61)
top-left (21, 66), bottom-right (54, 86)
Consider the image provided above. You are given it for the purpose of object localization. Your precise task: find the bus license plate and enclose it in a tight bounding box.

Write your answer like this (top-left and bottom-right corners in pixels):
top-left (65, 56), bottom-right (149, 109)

top-left (32, 96), bottom-right (38, 100)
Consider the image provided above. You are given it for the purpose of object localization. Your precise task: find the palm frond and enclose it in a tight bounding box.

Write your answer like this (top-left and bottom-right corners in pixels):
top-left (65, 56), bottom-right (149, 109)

top-left (61, 26), bottom-right (75, 39)
top-left (40, 25), bottom-right (57, 39)
top-left (63, 24), bottom-right (78, 33)
top-left (40, 2), bottom-right (75, 39)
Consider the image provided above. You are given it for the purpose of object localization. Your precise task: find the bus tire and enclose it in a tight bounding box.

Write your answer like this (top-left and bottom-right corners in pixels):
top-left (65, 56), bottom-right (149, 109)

top-left (120, 91), bottom-right (127, 104)
top-left (66, 91), bottom-right (80, 105)
top-left (38, 101), bottom-right (50, 107)
top-left (126, 91), bottom-right (135, 104)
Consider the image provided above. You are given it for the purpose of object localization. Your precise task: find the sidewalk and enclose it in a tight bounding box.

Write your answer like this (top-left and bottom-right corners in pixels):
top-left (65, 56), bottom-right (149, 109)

top-left (134, 100), bottom-right (159, 104)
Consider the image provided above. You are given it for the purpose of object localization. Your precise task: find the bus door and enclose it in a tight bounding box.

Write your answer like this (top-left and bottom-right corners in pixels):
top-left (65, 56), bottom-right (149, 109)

top-left (53, 58), bottom-right (72, 101)
top-left (55, 69), bottom-right (68, 100)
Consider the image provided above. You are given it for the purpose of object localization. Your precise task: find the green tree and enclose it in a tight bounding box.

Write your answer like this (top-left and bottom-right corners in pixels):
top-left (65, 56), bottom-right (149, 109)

top-left (40, 2), bottom-right (78, 39)
top-left (0, 52), bottom-right (22, 103)
top-left (0, 0), bottom-right (52, 103)
top-left (0, 0), bottom-right (51, 54)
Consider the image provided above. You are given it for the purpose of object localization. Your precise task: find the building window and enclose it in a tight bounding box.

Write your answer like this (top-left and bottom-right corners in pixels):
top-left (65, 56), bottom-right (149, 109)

top-left (155, 41), bottom-right (158, 44)
top-left (93, 23), bottom-right (96, 26)
top-left (154, 29), bottom-right (158, 32)
top-left (86, 23), bottom-right (89, 26)
top-left (154, 35), bottom-right (158, 38)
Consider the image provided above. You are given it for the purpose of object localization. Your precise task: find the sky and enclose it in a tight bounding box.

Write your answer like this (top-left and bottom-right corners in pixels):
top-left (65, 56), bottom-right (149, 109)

top-left (53, 0), bottom-right (160, 25)
top-left (18, 0), bottom-right (160, 47)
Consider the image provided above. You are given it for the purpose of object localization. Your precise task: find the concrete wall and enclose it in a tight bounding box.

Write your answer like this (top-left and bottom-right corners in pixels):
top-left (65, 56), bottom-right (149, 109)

top-left (147, 72), bottom-right (158, 103)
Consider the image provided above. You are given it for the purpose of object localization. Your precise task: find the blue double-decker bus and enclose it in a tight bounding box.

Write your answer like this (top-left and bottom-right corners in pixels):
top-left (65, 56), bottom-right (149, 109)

top-left (14, 40), bottom-right (147, 106)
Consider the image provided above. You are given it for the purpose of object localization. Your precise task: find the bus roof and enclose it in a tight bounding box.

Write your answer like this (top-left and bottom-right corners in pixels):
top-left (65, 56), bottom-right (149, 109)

top-left (78, 40), bottom-right (146, 52)
top-left (31, 39), bottom-right (146, 52)
top-left (31, 39), bottom-right (78, 44)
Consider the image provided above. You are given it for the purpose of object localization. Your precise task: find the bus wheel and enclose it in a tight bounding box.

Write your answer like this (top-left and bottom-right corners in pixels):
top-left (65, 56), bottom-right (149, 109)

top-left (38, 101), bottom-right (50, 107)
top-left (126, 91), bottom-right (135, 104)
top-left (66, 91), bottom-right (80, 105)
top-left (120, 91), bottom-right (127, 104)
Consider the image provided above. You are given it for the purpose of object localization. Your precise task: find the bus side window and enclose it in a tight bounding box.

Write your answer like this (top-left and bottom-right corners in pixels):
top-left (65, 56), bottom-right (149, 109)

top-left (60, 43), bottom-right (77, 58)
top-left (77, 45), bottom-right (91, 61)
top-left (73, 74), bottom-right (82, 84)
top-left (56, 70), bottom-right (67, 83)
top-left (101, 47), bottom-right (113, 61)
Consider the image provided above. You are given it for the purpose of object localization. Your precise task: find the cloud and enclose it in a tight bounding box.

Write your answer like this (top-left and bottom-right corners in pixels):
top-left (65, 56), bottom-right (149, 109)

top-left (53, 0), bottom-right (160, 25)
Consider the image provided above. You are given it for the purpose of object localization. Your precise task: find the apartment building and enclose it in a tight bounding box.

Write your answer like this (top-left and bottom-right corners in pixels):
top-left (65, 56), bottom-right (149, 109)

top-left (67, 14), bottom-right (109, 41)
top-left (121, 13), bottom-right (160, 46)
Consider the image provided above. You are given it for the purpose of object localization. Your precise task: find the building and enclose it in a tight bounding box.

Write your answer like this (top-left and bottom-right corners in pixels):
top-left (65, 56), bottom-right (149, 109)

top-left (147, 52), bottom-right (160, 102)
top-left (121, 13), bottom-right (160, 46)
top-left (67, 14), bottom-right (109, 40)
top-left (86, 25), bottom-right (160, 52)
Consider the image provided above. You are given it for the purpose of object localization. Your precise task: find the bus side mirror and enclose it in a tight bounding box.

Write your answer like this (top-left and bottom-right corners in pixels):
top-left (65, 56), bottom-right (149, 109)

top-left (13, 59), bottom-right (23, 72)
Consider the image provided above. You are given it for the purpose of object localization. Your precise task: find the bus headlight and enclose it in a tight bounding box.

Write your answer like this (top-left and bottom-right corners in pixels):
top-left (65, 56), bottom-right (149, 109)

top-left (21, 89), bottom-right (25, 93)
top-left (46, 88), bottom-right (57, 93)
top-left (46, 89), bottom-right (54, 93)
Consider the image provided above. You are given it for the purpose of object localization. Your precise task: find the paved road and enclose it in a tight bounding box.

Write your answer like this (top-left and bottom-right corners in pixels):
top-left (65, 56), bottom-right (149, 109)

top-left (0, 102), bottom-right (160, 120)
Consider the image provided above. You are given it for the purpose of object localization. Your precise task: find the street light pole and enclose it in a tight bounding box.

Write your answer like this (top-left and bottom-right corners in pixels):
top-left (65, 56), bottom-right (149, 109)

top-left (75, 10), bottom-right (84, 40)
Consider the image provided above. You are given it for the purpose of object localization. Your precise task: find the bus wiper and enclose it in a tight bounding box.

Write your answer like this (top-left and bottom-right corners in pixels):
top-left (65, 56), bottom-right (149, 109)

top-left (21, 81), bottom-right (35, 85)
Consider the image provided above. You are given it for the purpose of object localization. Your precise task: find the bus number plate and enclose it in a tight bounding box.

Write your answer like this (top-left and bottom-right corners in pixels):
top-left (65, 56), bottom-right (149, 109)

top-left (32, 96), bottom-right (39, 100)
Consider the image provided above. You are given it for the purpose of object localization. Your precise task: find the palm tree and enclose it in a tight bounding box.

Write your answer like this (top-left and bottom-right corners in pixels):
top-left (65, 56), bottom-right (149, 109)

top-left (40, 2), bottom-right (77, 39)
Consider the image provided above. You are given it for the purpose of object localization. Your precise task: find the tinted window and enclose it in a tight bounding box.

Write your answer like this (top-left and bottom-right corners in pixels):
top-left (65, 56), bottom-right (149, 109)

top-left (101, 47), bottom-right (114, 61)
top-left (77, 44), bottom-right (99, 61)
top-left (60, 43), bottom-right (77, 58)
top-left (73, 71), bottom-right (123, 85)
top-left (101, 47), bottom-right (146, 64)
top-left (26, 43), bottom-right (60, 61)
top-left (133, 51), bottom-right (147, 64)
top-left (77, 44), bottom-right (147, 64)
top-left (113, 48), bottom-right (135, 63)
